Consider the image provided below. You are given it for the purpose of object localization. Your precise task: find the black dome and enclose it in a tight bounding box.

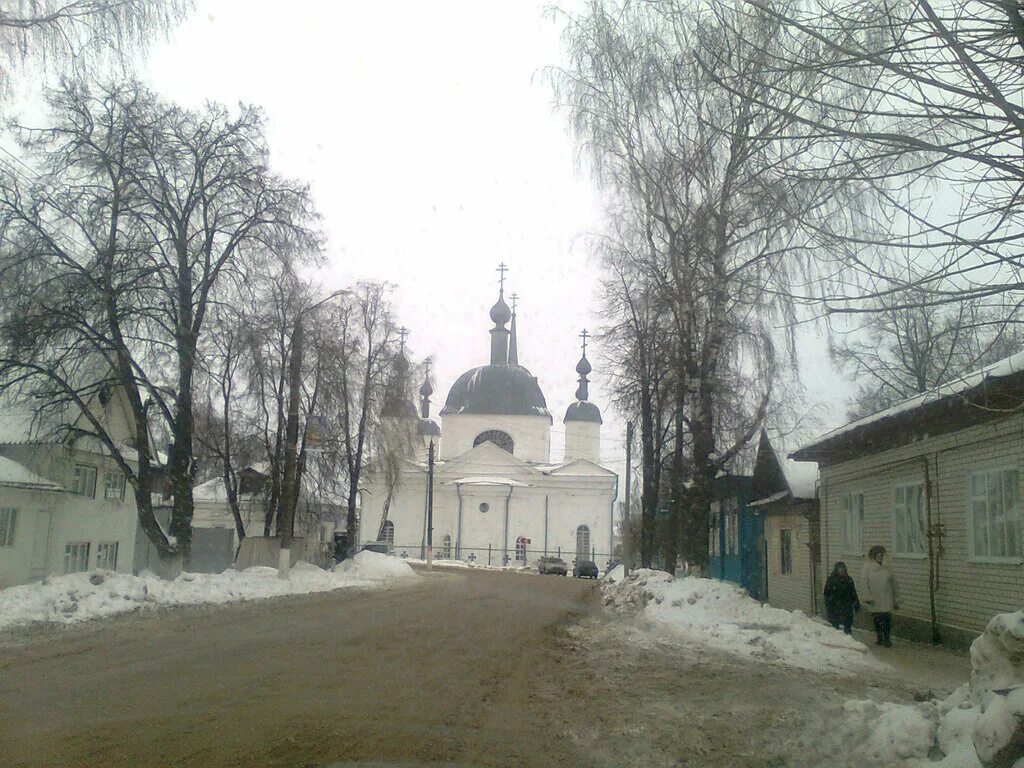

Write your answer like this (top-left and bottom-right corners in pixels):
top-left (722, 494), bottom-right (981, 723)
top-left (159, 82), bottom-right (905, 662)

top-left (564, 401), bottom-right (603, 424)
top-left (440, 365), bottom-right (551, 419)
top-left (417, 418), bottom-right (441, 437)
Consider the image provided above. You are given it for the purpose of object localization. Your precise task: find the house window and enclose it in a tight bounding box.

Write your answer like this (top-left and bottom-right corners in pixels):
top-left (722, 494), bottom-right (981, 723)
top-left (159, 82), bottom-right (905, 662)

top-left (95, 541), bottom-right (119, 570)
top-left (515, 536), bottom-right (528, 563)
top-left (839, 493), bottom-right (864, 555)
top-left (893, 482), bottom-right (926, 555)
top-left (104, 471), bottom-right (126, 501)
top-left (969, 468), bottom-right (1021, 560)
top-left (0, 508), bottom-right (16, 546)
top-left (380, 520), bottom-right (394, 549)
top-left (473, 430), bottom-right (514, 454)
top-left (442, 534), bottom-right (452, 559)
top-left (64, 541), bottom-right (90, 573)
top-left (576, 525), bottom-right (591, 560)
top-left (729, 504), bottom-right (739, 554)
top-left (71, 465), bottom-right (98, 497)
top-left (780, 529), bottom-right (793, 575)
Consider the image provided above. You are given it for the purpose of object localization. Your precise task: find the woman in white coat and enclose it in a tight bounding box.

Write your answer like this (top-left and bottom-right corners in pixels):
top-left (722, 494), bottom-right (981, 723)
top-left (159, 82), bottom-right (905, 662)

top-left (860, 545), bottom-right (899, 647)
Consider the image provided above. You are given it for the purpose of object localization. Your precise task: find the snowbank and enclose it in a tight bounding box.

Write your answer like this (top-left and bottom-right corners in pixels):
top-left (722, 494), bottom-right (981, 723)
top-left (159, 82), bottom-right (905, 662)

top-left (603, 569), bottom-right (878, 674)
top-left (0, 552), bottom-right (417, 632)
top-left (837, 610), bottom-right (1024, 768)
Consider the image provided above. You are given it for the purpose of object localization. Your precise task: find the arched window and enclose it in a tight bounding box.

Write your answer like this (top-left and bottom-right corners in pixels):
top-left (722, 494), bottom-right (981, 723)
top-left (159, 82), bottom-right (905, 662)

top-left (576, 525), bottom-right (591, 561)
top-left (515, 536), bottom-right (528, 563)
top-left (380, 520), bottom-right (395, 549)
top-left (442, 534), bottom-right (452, 559)
top-left (473, 430), bottom-right (514, 454)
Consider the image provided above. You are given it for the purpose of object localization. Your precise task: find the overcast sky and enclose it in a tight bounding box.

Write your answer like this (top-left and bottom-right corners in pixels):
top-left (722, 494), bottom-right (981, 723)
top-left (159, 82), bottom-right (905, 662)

top-left (137, 0), bottom-right (850, 468)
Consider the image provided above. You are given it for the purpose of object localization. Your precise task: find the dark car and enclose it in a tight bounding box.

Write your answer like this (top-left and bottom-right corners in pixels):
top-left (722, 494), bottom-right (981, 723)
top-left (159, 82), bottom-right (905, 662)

top-left (537, 556), bottom-right (568, 576)
top-left (360, 542), bottom-right (391, 555)
top-left (573, 559), bottom-right (599, 579)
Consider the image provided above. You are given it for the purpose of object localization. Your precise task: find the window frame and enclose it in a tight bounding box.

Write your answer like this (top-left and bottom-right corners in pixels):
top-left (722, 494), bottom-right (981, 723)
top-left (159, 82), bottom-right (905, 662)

top-left (95, 541), bottom-right (119, 570)
top-left (104, 470), bottom-right (126, 501)
top-left (70, 464), bottom-right (98, 498)
top-left (837, 491), bottom-right (865, 556)
top-left (967, 464), bottom-right (1023, 564)
top-left (891, 479), bottom-right (928, 559)
top-left (0, 507), bottom-right (16, 546)
top-left (780, 528), bottom-right (793, 576)
top-left (442, 534), bottom-right (452, 559)
top-left (64, 541), bottom-right (91, 573)
top-left (472, 430), bottom-right (514, 454)
top-left (379, 520), bottom-right (395, 549)
top-left (576, 524), bottom-right (591, 560)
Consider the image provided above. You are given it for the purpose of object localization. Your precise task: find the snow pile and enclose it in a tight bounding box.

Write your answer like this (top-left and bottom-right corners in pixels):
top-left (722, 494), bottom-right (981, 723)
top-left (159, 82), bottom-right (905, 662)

top-left (602, 564), bottom-right (625, 583)
top-left (837, 699), bottom-right (939, 765)
top-left (603, 569), bottom-right (877, 674)
top-left (914, 611), bottom-right (1024, 768)
top-left (0, 553), bottom-right (417, 632)
top-left (832, 610), bottom-right (1024, 768)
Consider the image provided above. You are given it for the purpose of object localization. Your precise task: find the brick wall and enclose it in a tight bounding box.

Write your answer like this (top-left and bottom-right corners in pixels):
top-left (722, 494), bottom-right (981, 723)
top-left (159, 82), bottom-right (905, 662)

top-left (820, 413), bottom-right (1024, 643)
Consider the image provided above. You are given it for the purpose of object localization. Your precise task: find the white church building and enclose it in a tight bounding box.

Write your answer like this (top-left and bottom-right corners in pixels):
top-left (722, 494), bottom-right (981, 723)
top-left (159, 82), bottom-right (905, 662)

top-left (358, 278), bottom-right (618, 569)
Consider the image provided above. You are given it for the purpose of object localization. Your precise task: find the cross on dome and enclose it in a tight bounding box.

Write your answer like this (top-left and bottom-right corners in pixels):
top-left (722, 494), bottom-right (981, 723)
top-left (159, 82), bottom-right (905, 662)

top-left (398, 327), bottom-right (409, 353)
top-left (496, 262), bottom-right (508, 294)
top-left (579, 328), bottom-right (590, 358)
top-left (509, 292), bottom-right (519, 314)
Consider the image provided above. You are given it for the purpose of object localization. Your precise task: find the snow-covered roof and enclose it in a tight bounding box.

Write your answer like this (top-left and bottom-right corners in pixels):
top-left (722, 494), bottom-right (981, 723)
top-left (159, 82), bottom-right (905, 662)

top-left (795, 350), bottom-right (1024, 458)
top-left (781, 458), bottom-right (817, 500)
top-left (0, 455), bottom-right (64, 491)
top-left (747, 490), bottom-right (788, 509)
top-left (445, 476), bottom-right (531, 487)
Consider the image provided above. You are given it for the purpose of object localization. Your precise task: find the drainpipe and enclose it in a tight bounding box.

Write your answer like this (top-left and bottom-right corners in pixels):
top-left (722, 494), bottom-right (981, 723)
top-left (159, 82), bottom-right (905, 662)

top-left (923, 455), bottom-right (941, 645)
top-left (503, 484), bottom-right (514, 566)
top-left (610, 474), bottom-right (619, 569)
top-left (544, 494), bottom-right (549, 556)
top-left (456, 483), bottom-right (464, 560)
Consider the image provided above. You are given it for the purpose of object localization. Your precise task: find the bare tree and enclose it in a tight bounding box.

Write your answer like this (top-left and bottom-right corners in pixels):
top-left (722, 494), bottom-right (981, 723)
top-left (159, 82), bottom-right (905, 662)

top-left (553, 0), bottom-right (827, 570)
top-left (0, 81), bottom-right (319, 560)
top-left (0, 0), bottom-right (193, 87)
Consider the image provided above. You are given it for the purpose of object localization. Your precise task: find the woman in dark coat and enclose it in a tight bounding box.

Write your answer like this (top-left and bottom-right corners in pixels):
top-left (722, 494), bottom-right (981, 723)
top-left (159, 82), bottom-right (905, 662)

top-left (823, 561), bottom-right (860, 634)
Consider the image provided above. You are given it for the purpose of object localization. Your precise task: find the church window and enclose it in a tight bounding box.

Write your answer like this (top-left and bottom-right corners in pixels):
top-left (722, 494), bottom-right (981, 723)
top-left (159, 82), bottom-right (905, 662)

top-left (473, 430), bottom-right (514, 454)
top-left (380, 520), bottom-right (395, 549)
top-left (442, 534), bottom-right (452, 559)
top-left (576, 525), bottom-right (591, 561)
top-left (515, 536), bottom-right (528, 563)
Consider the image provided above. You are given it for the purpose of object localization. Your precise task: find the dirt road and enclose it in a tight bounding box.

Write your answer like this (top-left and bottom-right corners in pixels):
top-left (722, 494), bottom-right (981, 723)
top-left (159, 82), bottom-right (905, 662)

top-left (0, 568), bottom-right (968, 768)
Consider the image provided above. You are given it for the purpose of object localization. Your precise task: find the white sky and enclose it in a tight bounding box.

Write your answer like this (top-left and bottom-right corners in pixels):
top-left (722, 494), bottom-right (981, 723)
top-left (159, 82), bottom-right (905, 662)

top-left (134, 0), bottom-right (851, 471)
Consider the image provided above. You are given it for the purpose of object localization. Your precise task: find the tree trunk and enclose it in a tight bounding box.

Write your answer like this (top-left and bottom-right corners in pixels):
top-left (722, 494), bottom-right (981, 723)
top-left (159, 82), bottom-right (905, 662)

top-left (639, 377), bottom-right (658, 568)
top-left (278, 318), bottom-right (304, 544)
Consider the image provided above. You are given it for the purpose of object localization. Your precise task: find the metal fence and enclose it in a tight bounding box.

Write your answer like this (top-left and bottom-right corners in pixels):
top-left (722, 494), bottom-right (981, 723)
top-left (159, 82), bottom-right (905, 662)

top-left (386, 541), bottom-right (617, 570)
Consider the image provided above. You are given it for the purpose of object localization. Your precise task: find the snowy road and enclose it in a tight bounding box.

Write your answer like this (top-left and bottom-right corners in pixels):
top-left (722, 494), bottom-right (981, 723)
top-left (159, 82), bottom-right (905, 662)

top-left (0, 567), bottom-right (969, 768)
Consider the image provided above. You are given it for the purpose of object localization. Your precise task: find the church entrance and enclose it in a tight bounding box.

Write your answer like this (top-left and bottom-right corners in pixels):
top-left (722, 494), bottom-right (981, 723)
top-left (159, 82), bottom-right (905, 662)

top-left (515, 536), bottom-right (529, 564)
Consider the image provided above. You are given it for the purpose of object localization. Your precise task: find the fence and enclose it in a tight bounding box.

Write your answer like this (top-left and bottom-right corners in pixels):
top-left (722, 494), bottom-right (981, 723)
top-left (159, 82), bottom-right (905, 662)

top-left (386, 541), bottom-right (617, 570)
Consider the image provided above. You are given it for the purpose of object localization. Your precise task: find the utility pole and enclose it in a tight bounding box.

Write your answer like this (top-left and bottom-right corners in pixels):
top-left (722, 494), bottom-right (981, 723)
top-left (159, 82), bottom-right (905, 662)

top-left (426, 438), bottom-right (435, 570)
top-left (624, 420), bottom-right (634, 577)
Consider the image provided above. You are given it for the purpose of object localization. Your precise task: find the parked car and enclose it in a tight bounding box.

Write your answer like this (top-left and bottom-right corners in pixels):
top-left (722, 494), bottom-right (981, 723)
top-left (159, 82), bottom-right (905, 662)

top-left (573, 559), bottom-right (599, 579)
top-left (537, 556), bottom-right (568, 576)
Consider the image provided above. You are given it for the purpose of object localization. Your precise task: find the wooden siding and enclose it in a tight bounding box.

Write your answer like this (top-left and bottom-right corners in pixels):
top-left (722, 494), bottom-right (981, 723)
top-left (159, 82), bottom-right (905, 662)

top-left (819, 413), bottom-right (1024, 638)
top-left (765, 511), bottom-right (816, 614)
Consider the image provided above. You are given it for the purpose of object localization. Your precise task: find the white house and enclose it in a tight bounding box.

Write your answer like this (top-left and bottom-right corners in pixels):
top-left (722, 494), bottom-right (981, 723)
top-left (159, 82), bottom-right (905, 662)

top-left (359, 279), bottom-right (618, 567)
top-left (0, 393), bottom-right (142, 588)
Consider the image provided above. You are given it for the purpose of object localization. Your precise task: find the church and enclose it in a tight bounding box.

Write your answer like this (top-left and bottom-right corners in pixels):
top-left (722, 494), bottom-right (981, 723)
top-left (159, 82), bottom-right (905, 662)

top-left (357, 273), bottom-right (619, 569)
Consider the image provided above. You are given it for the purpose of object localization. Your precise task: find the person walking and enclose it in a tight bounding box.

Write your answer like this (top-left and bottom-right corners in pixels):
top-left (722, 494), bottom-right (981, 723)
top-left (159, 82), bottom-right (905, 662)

top-left (823, 561), bottom-right (859, 634)
top-left (860, 545), bottom-right (899, 647)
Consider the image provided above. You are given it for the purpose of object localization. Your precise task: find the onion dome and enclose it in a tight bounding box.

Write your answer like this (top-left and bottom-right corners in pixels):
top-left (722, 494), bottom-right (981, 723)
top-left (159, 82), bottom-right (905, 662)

top-left (489, 294), bottom-right (511, 326)
top-left (440, 364), bottom-right (551, 420)
top-left (575, 354), bottom-right (592, 377)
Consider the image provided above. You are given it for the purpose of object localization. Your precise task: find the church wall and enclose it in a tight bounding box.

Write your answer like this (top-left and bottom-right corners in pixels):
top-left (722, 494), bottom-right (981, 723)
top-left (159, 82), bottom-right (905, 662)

top-left (439, 414), bottom-right (551, 463)
top-left (359, 470), bottom-right (617, 570)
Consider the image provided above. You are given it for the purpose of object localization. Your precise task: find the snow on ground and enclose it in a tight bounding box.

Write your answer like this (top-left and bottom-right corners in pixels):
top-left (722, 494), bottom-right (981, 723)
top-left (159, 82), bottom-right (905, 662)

top-left (605, 570), bottom-right (1024, 767)
top-left (0, 551), bottom-right (417, 632)
top-left (404, 557), bottom-right (532, 573)
top-left (603, 569), bottom-right (880, 675)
